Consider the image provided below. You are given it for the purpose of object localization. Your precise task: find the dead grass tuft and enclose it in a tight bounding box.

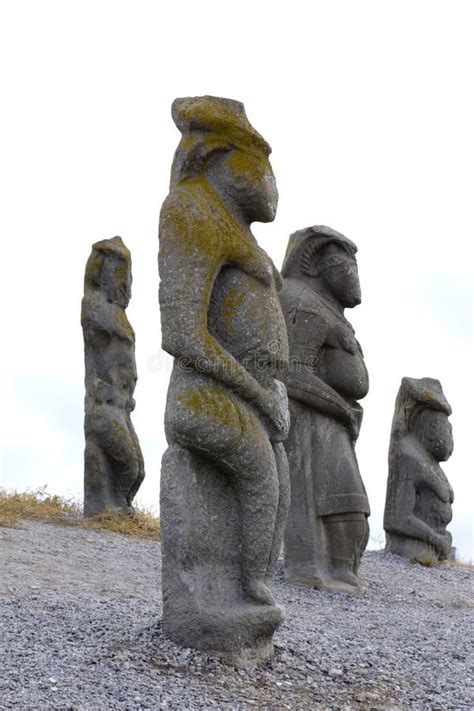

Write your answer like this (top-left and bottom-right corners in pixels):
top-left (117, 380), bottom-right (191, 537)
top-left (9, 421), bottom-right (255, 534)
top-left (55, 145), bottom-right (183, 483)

top-left (0, 488), bottom-right (160, 540)
top-left (80, 508), bottom-right (160, 540)
top-left (0, 487), bottom-right (79, 528)
top-left (410, 553), bottom-right (439, 568)
top-left (446, 559), bottom-right (474, 570)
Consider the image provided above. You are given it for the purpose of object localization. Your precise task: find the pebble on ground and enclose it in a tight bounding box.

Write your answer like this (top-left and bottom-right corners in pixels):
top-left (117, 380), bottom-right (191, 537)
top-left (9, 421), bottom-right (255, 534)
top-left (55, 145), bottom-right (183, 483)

top-left (0, 520), bottom-right (472, 710)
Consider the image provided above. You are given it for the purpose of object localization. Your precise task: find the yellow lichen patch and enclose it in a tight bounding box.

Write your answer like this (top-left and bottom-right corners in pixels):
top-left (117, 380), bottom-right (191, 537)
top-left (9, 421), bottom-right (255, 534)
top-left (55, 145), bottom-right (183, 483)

top-left (226, 148), bottom-right (272, 185)
top-left (113, 257), bottom-right (131, 286)
top-left (115, 306), bottom-right (135, 341)
top-left (160, 182), bottom-right (259, 270)
top-left (222, 287), bottom-right (246, 333)
top-left (179, 386), bottom-right (239, 429)
top-left (172, 96), bottom-right (271, 157)
top-left (84, 251), bottom-right (103, 288)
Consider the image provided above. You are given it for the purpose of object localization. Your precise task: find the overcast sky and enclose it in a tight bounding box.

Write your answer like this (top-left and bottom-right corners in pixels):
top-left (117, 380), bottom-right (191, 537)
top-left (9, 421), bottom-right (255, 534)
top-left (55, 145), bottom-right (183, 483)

top-left (1, 1), bottom-right (472, 561)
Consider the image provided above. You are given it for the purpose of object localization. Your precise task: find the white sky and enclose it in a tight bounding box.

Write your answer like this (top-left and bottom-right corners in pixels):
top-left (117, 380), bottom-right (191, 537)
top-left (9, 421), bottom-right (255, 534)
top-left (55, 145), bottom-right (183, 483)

top-left (1, 1), bottom-right (472, 560)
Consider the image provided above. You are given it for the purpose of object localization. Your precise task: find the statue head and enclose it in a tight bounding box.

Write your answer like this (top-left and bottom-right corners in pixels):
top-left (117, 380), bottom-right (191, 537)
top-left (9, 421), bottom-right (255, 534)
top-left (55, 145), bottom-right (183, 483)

top-left (281, 225), bottom-right (361, 307)
top-left (391, 377), bottom-right (454, 462)
top-left (411, 407), bottom-right (454, 462)
top-left (170, 95), bottom-right (278, 224)
top-left (84, 236), bottom-right (132, 308)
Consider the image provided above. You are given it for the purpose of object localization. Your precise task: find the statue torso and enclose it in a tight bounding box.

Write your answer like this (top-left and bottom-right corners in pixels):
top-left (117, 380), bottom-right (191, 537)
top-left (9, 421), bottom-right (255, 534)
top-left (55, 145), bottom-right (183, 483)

top-left (82, 294), bottom-right (137, 407)
top-left (208, 260), bottom-right (288, 385)
top-left (281, 281), bottom-right (368, 403)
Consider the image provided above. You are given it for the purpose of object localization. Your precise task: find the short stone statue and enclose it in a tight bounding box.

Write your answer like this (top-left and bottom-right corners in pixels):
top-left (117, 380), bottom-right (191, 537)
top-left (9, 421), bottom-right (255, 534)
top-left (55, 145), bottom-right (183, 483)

top-left (384, 377), bottom-right (454, 563)
top-left (158, 96), bottom-right (290, 663)
top-left (279, 226), bottom-right (370, 594)
top-left (82, 236), bottom-right (145, 517)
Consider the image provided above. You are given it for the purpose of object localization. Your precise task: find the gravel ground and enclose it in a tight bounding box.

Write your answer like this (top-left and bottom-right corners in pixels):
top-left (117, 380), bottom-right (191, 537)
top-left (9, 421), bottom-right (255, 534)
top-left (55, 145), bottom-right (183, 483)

top-left (0, 520), bottom-right (472, 710)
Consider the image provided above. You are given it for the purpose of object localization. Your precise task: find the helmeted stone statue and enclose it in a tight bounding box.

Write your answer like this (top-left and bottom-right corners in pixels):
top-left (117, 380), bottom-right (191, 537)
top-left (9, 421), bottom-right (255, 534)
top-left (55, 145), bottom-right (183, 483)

top-left (82, 236), bottom-right (145, 517)
top-left (158, 96), bottom-right (290, 663)
top-left (280, 225), bottom-right (370, 594)
top-left (384, 377), bottom-right (454, 563)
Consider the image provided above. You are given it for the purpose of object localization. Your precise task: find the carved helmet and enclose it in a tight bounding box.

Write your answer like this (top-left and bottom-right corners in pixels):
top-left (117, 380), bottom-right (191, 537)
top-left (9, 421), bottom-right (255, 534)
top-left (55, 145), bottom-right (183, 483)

top-left (390, 376), bottom-right (452, 443)
top-left (84, 236), bottom-right (131, 290)
top-left (170, 95), bottom-right (271, 184)
top-left (281, 225), bottom-right (357, 278)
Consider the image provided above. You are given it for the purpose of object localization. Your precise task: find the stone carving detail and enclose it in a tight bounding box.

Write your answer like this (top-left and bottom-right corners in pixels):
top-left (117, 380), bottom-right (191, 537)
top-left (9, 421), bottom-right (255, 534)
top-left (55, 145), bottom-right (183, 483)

top-left (384, 377), bottom-right (454, 563)
top-left (158, 96), bottom-right (290, 663)
top-left (82, 237), bottom-right (145, 517)
top-left (279, 226), bottom-right (370, 594)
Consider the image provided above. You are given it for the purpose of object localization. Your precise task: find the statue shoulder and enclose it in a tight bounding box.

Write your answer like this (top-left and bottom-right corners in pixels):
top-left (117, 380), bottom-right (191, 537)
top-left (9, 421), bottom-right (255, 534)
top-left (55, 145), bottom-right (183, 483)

top-left (397, 436), bottom-right (446, 490)
top-left (81, 293), bottom-right (134, 344)
top-left (159, 184), bottom-right (230, 266)
top-left (281, 282), bottom-right (329, 339)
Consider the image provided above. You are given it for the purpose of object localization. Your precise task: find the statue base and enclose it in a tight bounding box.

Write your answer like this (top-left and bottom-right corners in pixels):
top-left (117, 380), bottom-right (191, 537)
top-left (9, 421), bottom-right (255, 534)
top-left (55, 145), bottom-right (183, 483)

top-left (160, 445), bottom-right (283, 665)
top-left (385, 533), bottom-right (446, 564)
top-left (83, 442), bottom-right (132, 517)
top-left (284, 567), bottom-right (367, 596)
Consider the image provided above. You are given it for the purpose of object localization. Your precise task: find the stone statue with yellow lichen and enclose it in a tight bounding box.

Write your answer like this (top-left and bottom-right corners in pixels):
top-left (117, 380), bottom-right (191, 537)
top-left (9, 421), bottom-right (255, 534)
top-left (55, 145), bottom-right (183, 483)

top-left (82, 236), bottom-right (145, 517)
top-left (158, 96), bottom-right (290, 664)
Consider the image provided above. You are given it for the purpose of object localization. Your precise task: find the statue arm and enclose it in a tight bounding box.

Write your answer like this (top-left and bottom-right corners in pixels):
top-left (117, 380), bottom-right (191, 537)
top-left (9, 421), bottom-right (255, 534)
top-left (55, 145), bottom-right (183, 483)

top-left (81, 297), bottom-right (133, 343)
top-left (284, 309), bottom-right (360, 436)
top-left (384, 459), bottom-right (451, 556)
top-left (417, 464), bottom-right (453, 503)
top-left (86, 405), bottom-right (140, 474)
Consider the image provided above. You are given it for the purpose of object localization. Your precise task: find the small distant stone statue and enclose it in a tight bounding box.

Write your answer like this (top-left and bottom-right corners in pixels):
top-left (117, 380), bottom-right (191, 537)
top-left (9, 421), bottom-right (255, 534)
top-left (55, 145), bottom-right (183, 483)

top-left (159, 96), bottom-right (290, 663)
top-left (280, 226), bottom-right (370, 594)
top-left (82, 236), bottom-right (145, 517)
top-left (384, 377), bottom-right (454, 563)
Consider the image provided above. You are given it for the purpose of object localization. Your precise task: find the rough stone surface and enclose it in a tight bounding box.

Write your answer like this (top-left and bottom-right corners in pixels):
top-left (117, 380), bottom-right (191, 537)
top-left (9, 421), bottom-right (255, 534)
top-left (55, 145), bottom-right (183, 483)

top-left (158, 96), bottom-right (290, 662)
top-left (82, 236), bottom-right (145, 516)
top-left (279, 225), bottom-right (370, 594)
top-left (384, 376), bottom-right (454, 563)
top-left (1, 520), bottom-right (473, 710)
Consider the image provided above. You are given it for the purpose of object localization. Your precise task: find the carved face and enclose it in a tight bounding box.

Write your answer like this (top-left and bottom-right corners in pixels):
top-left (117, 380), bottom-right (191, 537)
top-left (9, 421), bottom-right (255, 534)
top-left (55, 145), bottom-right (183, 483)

top-left (213, 149), bottom-right (278, 224)
top-left (101, 256), bottom-right (132, 308)
top-left (413, 409), bottom-right (454, 461)
top-left (319, 245), bottom-right (361, 308)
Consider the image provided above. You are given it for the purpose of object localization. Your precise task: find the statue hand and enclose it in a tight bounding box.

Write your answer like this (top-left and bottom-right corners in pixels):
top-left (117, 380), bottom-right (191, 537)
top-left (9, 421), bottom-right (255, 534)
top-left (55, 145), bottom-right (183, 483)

top-left (263, 379), bottom-right (290, 442)
top-left (433, 531), bottom-right (452, 559)
top-left (347, 403), bottom-right (363, 441)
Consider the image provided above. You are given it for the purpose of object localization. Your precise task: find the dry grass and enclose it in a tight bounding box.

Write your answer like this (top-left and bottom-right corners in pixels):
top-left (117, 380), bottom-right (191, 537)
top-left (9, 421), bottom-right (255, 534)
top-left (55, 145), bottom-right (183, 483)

top-left (409, 552), bottom-right (474, 569)
top-left (446, 559), bottom-right (474, 570)
top-left (0, 487), bottom-right (79, 528)
top-left (410, 553), bottom-right (440, 567)
top-left (0, 487), bottom-right (160, 540)
top-left (80, 508), bottom-right (160, 540)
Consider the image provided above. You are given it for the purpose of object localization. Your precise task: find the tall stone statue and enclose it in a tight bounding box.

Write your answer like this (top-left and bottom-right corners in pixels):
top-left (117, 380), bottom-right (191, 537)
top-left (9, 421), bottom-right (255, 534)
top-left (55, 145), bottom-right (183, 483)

top-left (158, 96), bottom-right (290, 663)
top-left (82, 236), bottom-right (145, 517)
top-left (384, 377), bottom-right (454, 563)
top-left (280, 226), bottom-right (370, 594)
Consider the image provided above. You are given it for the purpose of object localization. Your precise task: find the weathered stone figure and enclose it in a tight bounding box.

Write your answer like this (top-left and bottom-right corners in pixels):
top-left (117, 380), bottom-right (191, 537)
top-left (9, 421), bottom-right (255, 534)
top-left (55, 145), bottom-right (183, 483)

top-left (384, 377), bottom-right (454, 563)
top-left (280, 226), bottom-right (370, 594)
top-left (82, 236), bottom-right (145, 517)
top-left (159, 96), bottom-right (290, 663)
